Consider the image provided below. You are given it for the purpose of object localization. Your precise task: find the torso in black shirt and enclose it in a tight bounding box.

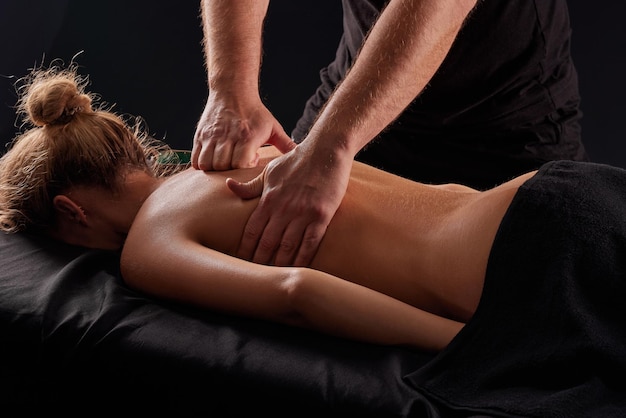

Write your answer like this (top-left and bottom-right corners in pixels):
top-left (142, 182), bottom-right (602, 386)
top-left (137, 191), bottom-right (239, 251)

top-left (292, 0), bottom-right (588, 189)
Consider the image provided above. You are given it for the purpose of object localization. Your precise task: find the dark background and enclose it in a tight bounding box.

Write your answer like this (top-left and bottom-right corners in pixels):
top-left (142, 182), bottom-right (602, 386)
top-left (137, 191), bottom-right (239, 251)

top-left (1, 1), bottom-right (624, 168)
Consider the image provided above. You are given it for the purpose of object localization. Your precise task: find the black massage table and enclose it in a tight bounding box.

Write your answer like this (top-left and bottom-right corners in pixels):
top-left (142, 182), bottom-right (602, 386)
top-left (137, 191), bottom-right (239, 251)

top-left (0, 231), bottom-right (437, 417)
top-left (2, 161), bottom-right (625, 417)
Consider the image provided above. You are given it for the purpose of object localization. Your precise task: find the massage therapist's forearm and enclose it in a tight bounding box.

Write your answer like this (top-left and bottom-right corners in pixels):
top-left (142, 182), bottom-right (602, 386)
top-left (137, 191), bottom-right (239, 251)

top-left (307, 0), bottom-right (478, 157)
top-left (202, 0), bottom-right (269, 96)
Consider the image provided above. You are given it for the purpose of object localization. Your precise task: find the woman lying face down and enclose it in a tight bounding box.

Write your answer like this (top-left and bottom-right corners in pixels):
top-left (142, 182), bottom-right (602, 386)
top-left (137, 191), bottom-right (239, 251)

top-left (0, 66), bottom-right (538, 352)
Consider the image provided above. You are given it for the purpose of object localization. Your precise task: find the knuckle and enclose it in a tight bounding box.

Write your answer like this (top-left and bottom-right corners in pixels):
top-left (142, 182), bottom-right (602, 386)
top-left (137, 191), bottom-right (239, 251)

top-left (278, 238), bottom-right (298, 254)
top-left (257, 236), bottom-right (278, 253)
top-left (213, 160), bottom-right (229, 171)
top-left (242, 225), bottom-right (261, 241)
top-left (299, 235), bottom-right (320, 252)
top-left (302, 225), bottom-right (326, 248)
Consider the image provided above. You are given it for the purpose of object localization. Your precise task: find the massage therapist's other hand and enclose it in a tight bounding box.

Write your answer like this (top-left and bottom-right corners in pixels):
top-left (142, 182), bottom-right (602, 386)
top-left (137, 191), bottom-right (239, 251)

top-left (192, 92), bottom-right (295, 171)
top-left (226, 141), bottom-right (352, 267)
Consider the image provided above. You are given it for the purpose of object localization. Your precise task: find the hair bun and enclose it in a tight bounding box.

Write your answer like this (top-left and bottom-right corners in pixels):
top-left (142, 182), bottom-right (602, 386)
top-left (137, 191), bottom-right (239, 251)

top-left (25, 75), bottom-right (93, 127)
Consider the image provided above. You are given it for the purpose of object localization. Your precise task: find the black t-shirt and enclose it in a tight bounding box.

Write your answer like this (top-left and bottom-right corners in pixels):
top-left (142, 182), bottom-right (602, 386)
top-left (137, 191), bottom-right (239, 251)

top-left (292, 0), bottom-right (588, 189)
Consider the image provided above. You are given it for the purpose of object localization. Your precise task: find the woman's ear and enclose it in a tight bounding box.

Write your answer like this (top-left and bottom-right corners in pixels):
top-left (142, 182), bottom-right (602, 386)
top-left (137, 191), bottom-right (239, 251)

top-left (53, 195), bottom-right (87, 225)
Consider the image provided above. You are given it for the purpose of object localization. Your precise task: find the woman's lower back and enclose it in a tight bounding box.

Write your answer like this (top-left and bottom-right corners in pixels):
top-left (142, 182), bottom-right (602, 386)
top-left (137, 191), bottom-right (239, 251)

top-left (311, 162), bottom-right (537, 322)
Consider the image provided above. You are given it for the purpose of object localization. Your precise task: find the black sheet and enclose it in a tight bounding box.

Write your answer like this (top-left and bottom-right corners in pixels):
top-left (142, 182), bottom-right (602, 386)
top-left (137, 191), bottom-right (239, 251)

top-left (0, 231), bottom-right (436, 417)
top-left (408, 161), bottom-right (626, 417)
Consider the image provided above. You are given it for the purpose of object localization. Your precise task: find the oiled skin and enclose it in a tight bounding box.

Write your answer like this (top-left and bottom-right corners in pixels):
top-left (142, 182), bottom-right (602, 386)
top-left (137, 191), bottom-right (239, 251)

top-left (120, 152), bottom-right (535, 350)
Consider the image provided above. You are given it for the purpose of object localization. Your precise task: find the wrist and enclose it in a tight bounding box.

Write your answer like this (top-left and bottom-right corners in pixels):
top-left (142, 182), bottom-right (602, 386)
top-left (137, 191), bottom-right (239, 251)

top-left (208, 71), bottom-right (259, 98)
top-left (303, 122), bottom-right (360, 160)
top-left (298, 131), bottom-right (355, 176)
top-left (207, 83), bottom-right (263, 112)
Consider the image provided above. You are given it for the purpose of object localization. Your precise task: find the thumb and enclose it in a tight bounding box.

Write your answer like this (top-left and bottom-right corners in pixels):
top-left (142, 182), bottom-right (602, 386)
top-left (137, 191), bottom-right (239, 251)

top-left (226, 173), bottom-right (264, 200)
top-left (269, 131), bottom-right (297, 154)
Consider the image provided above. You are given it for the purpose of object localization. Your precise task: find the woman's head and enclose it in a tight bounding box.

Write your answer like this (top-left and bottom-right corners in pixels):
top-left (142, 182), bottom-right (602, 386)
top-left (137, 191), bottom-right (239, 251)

top-left (0, 64), bottom-right (167, 241)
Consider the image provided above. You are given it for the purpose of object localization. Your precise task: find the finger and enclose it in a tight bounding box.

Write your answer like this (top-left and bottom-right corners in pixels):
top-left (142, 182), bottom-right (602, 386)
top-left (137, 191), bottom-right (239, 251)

top-left (292, 222), bottom-right (328, 267)
top-left (212, 140), bottom-right (235, 171)
top-left (273, 220), bottom-right (308, 266)
top-left (236, 209), bottom-right (269, 261)
top-left (251, 214), bottom-right (288, 265)
top-left (231, 146), bottom-right (260, 169)
top-left (196, 140), bottom-right (217, 171)
top-left (268, 130), bottom-right (297, 154)
top-left (247, 152), bottom-right (260, 168)
top-left (230, 169), bottom-right (269, 261)
top-left (226, 174), bottom-right (264, 200)
top-left (191, 131), bottom-right (202, 169)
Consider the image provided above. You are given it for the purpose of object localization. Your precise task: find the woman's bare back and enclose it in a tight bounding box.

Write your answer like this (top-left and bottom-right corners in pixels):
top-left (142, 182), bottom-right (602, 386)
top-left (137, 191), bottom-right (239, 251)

top-left (134, 160), bottom-right (536, 323)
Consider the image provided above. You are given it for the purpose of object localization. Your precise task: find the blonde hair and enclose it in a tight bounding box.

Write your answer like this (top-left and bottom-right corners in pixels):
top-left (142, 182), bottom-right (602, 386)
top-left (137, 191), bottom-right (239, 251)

top-left (0, 64), bottom-right (176, 233)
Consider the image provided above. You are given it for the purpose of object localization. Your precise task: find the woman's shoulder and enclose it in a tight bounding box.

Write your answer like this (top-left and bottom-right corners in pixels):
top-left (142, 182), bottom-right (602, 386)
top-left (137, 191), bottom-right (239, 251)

top-left (155, 166), bottom-right (263, 202)
top-left (131, 167), bottom-right (258, 253)
top-left (145, 168), bottom-right (251, 220)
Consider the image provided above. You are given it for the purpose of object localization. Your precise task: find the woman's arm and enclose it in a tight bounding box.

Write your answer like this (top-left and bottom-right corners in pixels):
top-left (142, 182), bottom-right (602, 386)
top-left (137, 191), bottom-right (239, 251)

top-left (287, 266), bottom-right (464, 352)
top-left (121, 236), bottom-right (463, 352)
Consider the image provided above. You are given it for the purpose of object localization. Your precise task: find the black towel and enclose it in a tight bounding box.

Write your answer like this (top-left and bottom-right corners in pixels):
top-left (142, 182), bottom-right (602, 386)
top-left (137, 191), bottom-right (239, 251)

top-left (407, 161), bottom-right (626, 417)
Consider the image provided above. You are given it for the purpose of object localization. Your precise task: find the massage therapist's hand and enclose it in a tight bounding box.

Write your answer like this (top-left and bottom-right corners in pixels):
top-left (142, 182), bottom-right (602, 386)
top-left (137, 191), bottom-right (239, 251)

top-left (192, 93), bottom-right (295, 171)
top-left (226, 140), bottom-right (352, 267)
